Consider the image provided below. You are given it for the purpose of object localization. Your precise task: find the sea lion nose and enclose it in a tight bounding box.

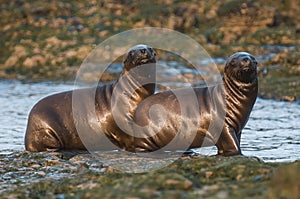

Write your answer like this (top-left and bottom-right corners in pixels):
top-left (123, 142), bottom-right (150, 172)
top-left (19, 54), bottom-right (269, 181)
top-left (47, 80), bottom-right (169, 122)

top-left (143, 48), bottom-right (155, 59)
top-left (137, 48), bottom-right (148, 58)
top-left (141, 48), bottom-right (146, 55)
top-left (241, 57), bottom-right (251, 65)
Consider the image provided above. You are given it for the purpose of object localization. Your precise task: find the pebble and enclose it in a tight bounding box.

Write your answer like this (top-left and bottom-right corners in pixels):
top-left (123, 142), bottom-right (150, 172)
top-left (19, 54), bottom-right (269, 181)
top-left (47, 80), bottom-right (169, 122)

top-left (280, 96), bottom-right (296, 102)
top-left (205, 171), bottom-right (213, 178)
top-left (164, 178), bottom-right (193, 190)
top-left (105, 166), bottom-right (115, 173)
top-left (216, 190), bottom-right (228, 199)
top-left (56, 194), bottom-right (65, 199)
top-left (236, 174), bottom-right (243, 181)
top-left (2, 173), bottom-right (12, 180)
top-left (35, 171), bottom-right (46, 177)
top-left (47, 159), bottom-right (62, 165)
top-left (253, 175), bottom-right (262, 182)
top-left (30, 164), bottom-right (41, 169)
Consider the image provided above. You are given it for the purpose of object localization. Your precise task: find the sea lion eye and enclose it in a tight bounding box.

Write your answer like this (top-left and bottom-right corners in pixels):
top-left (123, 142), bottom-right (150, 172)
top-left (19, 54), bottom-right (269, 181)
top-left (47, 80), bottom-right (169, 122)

top-left (251, 57), bottom-right (258, 65)
top-left (130, 51), bottom-right (135, 58)
top-left (148, 48), bottom-right (156, 56)
top-left (124, 50), bottom-right (135, 63)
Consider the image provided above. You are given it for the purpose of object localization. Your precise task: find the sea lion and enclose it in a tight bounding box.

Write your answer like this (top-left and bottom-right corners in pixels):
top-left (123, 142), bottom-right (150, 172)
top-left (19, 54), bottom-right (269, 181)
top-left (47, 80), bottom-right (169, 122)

top-left (132, 52), bottom-right (258, 156)
top-left (25, 44), bottom-right (157, 152)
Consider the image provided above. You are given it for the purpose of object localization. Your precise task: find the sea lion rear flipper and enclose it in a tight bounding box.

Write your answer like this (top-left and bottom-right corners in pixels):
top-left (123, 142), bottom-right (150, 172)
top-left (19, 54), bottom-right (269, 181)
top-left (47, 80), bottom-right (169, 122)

top-left (25, 128), bottom-right (63, 152)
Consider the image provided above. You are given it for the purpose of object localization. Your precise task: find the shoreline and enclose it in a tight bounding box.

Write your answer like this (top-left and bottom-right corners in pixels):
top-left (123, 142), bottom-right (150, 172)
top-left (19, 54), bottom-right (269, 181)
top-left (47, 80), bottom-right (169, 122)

top-left (0, 150), bottom-right (299, 198)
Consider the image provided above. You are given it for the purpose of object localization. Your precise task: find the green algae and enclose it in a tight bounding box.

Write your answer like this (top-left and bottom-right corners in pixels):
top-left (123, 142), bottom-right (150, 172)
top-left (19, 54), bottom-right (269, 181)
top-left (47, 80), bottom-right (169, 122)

top-left (1, 151), bottom-right (286, 199)
top-left (268, 161), bottom-right (300, 199)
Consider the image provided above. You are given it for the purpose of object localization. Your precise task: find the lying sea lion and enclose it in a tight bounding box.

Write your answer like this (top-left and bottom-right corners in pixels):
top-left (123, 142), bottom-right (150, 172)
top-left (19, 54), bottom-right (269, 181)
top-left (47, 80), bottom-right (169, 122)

top-left (133, 52), bottom-right (258, 156)
top-left (25, 44), bottom-right (157, 152)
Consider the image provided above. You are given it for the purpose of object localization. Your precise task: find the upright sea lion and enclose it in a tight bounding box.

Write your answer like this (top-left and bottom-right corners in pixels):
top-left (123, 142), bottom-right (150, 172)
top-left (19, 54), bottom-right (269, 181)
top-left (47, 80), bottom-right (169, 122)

top-left (133, 52), bottom-right (258, 156)
top-left (25, 44), bottom-right (157, 152)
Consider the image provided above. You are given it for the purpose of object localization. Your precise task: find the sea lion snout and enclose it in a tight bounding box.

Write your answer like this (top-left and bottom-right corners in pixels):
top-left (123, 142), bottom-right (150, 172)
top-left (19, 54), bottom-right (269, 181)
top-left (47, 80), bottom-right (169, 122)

top-left (241, 57), bottom-right (251, 66)
top-left (136, 47), bottom-right (156, 64)
top-left (238, 54), bottom-right (257, 70)
top-left (125, 44), bottom-right (156, 67)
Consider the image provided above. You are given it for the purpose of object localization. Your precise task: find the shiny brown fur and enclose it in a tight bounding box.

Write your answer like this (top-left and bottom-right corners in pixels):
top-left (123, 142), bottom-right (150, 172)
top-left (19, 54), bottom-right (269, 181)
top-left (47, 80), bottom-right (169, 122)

top-left (25, 45), bottom-right (156, 151)
top-left (133, 52), bottom-right (258, 156)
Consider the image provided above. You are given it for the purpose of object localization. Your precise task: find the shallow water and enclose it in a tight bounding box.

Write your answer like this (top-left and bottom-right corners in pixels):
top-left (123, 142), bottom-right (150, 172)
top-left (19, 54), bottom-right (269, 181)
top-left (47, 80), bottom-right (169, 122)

top-left (0, 80), bottom-right (299, 162)
top-left (0, 81), bottom-right (75, 153)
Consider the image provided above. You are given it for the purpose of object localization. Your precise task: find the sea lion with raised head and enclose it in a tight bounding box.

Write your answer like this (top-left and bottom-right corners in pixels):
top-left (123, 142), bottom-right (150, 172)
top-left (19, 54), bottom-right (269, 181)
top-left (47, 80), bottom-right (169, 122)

top-left (25, 44), bottom-right (157, 152)
top-left (133, 52), bottom-right (258, 156)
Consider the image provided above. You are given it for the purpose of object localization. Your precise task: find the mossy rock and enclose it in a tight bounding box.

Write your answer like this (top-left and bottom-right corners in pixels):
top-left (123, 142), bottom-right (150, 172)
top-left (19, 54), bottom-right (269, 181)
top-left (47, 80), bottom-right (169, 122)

top-left (268, 161), bottom-right (300, 199)
top-left (0, 151), bottom-right (285, 199)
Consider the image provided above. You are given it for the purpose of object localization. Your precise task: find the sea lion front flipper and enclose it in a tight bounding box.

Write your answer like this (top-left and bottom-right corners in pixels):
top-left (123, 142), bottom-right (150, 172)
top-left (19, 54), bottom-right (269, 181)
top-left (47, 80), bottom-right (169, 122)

top-left (216, 127), bottom-right (241, 156)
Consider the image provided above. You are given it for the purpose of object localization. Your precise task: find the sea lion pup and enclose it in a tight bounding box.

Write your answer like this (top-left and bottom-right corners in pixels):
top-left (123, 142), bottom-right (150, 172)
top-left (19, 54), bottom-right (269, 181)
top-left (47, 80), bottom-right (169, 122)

top-left (133, 52), bottom-right (258, 156)
top-left (25, 44), bottom-right (157, 152)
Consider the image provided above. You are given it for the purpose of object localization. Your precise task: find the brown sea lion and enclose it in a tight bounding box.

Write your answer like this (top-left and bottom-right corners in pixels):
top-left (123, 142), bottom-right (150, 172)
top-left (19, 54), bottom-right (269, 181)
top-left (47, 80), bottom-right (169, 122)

top-left (25, 44), bottom-right (157, 152)
top-left (132, 52), bottom-right (258, 156)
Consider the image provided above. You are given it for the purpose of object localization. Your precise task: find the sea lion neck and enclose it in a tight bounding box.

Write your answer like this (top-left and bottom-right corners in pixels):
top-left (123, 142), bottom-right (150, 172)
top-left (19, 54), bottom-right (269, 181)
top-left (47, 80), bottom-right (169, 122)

top-left (223, 73), bottom-right (258, 95)
top-left (222, 73), bottom-right (258, 135)
top-left (113, 63), bottom-right (156, 104)
top-left (220, 52), bottom-right (258, 136)
top-left (119, 44), bottom-right (157, 95)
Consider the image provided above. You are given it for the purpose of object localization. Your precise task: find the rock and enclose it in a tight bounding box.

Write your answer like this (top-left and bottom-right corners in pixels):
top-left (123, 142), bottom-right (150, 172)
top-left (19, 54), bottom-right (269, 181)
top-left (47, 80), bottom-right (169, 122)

top-left (104, 166), bottom-right (115, 173)
top-left (164, 178), bottom-right (193, 190)
top-left (65, 50), bottom-right (77, 58)
top-left (4, 45), bottom-right (28, 68)
top-left (235, 174), bottom-right (243, 181)
top-left (45, 36), bottom-right (63, 48)
top-left (98, 30), bottom-right (109, 38)
top-left (56, 194), bottom-right (65, 199)
top-left (76, 46), bottom-right (92, 60)
top-left (13, 45), bottom-right (28, 58)
top-left (205, 171), bottom-right (213, 178)
top-left (35, 171), bottom-right (46, 177)
top-left (216, 190), bottom-right (229, 199)
top-left (30, 164), bottom-right (41, 169)
top-left (4, 55), bottom-right (19, 68)
top-left (160, 173), bottom-right (193, 190)
top-left (0, 151), bottom-right (287, 198)
top-left (253, 175), bottom-right (263, 182)
top-left (23, 55), bottom-right (46, 68)
top-left (280, 96), bottom-right (296, 102)
top-left (68, 17), bottom-right (84, 26)
top-left (268, 161), bottom-right (300, 199)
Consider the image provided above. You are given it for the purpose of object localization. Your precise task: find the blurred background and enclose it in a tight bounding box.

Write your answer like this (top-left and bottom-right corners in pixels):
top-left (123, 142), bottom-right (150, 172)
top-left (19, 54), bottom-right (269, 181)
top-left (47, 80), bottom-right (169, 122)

top-left (0, 0), bottom-right (299, 99)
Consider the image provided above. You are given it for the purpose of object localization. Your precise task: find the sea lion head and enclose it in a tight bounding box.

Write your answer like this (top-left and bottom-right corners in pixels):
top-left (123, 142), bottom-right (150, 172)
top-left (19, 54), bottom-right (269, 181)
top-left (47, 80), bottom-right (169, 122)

top-left (123, 44), bottom-right (157, 72)
top-left (224, 52), bottom-right (258, 83)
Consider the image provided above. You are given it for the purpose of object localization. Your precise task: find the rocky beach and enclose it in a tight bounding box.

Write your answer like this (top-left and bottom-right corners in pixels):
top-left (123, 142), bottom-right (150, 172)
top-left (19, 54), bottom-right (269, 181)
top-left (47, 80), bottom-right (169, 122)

top-left (0, 151), bottom-right (299, 199)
